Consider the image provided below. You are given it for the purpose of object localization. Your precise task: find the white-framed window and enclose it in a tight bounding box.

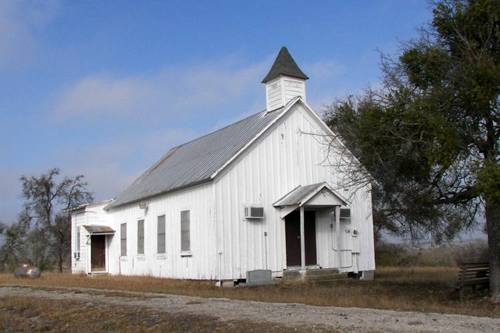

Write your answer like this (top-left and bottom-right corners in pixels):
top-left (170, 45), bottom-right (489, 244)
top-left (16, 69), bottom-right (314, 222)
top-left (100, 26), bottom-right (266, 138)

top-left (180, 210), bottom-right (190, 254)
top-left (120, 223), bottom-right (127, 257)
top-left (157, 215), bottom-right (166, 254)
top-left (76, 226), bottom-right (81, 250)
top-left (74, 226), bottom-right (81, 260)
top-left (137, 220), bottom-right (144, 255)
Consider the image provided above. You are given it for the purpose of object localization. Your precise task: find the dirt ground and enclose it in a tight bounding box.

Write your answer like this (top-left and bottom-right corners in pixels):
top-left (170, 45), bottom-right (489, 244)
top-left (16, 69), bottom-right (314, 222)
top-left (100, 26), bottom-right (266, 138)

top-left (1, 267), bottom-right (499, 317)
top-left (1, 285), bottom-right (499, 333)
top-left (0, 293), bottom-right (332, 333)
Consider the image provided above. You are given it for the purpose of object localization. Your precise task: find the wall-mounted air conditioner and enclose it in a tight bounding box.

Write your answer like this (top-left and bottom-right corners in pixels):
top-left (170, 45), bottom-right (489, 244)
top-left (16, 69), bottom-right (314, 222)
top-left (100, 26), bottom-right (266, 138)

top-left (244, 206), bottom-right (264, 219)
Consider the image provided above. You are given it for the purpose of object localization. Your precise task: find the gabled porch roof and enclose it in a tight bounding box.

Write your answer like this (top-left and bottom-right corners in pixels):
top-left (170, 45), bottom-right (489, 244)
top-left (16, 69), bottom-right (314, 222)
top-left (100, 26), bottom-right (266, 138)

top-left (274, 182), bottom-right (348, 207)
top-left (273, 182), bottom-right (348, 219)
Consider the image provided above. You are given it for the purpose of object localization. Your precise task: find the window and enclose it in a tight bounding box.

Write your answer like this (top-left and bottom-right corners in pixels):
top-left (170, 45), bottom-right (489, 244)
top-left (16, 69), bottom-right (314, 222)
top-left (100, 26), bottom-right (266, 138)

top-left (157, 215), bottom-right (166, 254)
top-left (76, 226), bottom-right (80, 250)
top-left (137, 220), bottom-right (144, 255)
top-left (340, 208), bottom-right (351, 223)
top-left (180, 210), bottom-right (190, 253)
top-left (120, 223), bottom-right (127, 256)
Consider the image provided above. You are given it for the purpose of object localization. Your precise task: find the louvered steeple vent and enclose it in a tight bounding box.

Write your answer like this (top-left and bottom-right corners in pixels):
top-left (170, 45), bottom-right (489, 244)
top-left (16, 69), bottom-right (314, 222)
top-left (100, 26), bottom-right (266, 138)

top-left (262, 47), bottom-right (309, 111)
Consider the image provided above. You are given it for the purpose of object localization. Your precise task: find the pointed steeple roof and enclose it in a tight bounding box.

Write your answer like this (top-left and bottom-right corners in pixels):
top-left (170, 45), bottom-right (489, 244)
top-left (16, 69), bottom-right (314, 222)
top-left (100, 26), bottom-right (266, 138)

top-left (262, 47), bottom-right (309, 83)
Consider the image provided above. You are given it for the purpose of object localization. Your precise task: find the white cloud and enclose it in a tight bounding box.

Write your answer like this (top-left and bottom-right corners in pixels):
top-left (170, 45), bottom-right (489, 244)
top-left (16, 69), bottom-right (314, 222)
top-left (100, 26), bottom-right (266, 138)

top-left (54, 75), bottom-right (153, 117)
top-left (0, 0), bottom-right (58, 69)
top-left (59, 126), bottom-right (201, 201)
top-left (53, 59), bottom-right (267, 122)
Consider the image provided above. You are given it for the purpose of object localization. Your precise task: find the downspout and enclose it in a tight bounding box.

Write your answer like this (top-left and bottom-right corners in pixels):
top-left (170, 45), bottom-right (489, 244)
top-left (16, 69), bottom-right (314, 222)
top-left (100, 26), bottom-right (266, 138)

top-left (335, 206), bottom-right (341, 268)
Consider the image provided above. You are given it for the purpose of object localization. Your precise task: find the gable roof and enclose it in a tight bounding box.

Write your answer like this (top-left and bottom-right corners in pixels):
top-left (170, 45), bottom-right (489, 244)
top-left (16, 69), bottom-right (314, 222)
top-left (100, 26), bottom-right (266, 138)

top-left (261, 47), bottom-right (309, 83)
top-left (106, 105), bottom-right (289, 210)
top-left (273, 182), bottom-right (348, 207)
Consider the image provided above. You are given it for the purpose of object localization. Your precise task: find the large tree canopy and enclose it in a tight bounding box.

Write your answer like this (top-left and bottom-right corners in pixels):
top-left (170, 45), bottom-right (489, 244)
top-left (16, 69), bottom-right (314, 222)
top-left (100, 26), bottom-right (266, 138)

top-left (325, 0), bottom-right (499, 300)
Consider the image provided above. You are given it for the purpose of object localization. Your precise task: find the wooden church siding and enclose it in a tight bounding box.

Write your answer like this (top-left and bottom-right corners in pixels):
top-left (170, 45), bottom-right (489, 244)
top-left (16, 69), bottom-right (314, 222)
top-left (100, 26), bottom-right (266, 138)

top-left (213, 103), bottom-right (375, 280)
top-left (112, 183), bottom-right (216, 280)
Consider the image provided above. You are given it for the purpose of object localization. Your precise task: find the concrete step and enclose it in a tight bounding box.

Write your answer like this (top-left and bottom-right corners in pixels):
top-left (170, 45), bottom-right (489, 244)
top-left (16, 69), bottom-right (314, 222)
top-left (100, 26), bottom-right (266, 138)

top-left (283, 268), bottom-right (347, 282)
top-left (306, 268), bottom-right (340, 276)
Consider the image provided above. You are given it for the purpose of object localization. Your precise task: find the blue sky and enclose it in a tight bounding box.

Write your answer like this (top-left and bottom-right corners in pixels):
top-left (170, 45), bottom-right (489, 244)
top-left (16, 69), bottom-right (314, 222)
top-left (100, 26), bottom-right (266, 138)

top-left (0, 1), bottom-right (433, 224)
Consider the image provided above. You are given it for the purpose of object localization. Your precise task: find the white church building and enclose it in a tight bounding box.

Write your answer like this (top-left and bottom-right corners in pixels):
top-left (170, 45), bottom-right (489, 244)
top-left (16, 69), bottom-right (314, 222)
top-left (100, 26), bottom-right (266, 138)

top-left (71, 47), bottom-right (375, 283)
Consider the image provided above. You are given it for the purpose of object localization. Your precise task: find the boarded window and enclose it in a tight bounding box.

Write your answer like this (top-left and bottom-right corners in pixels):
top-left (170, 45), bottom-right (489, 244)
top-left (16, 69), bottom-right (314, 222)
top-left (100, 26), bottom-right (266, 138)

top-left (137, 220), bottom-right (144, 255)
top-left (157, 215), bottom-right (166, 254)
top-left (180, 210), bottom-right (190, 252)
top-left (120, 223), bottom-right (127, 256)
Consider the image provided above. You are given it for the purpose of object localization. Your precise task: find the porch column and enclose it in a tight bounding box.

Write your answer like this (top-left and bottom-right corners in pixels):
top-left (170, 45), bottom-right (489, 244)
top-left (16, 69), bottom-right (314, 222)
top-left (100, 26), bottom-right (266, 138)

top-left (335, 205), bottom-right (341, 267)
top-left (300, 205), bottom-right (306, 272)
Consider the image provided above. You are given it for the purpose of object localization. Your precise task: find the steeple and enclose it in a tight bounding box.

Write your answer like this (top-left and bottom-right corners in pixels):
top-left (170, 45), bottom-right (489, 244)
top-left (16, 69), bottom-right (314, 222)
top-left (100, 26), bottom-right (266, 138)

top-left (263, 47), bottom-right (308, 111)
top-left (262, 47), bottom-right (309, 83)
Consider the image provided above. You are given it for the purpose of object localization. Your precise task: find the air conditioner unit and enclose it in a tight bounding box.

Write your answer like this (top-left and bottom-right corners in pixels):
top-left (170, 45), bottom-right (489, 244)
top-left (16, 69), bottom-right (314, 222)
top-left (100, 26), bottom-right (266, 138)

top-left (244, 206), bottom-right (264, 219)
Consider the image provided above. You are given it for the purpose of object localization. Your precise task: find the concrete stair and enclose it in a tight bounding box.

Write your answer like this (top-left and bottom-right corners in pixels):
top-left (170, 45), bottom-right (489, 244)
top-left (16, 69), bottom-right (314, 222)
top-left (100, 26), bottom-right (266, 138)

top-left (283, 268), bottom-right (347, 283)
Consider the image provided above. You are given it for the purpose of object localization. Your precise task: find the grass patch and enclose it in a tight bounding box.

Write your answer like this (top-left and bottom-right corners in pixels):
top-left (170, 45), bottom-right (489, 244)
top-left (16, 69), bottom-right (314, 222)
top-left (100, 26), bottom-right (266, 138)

top-left (0, 296), bottom-right (336, 332)
top-left (1, 267), bottom-right (498, 318)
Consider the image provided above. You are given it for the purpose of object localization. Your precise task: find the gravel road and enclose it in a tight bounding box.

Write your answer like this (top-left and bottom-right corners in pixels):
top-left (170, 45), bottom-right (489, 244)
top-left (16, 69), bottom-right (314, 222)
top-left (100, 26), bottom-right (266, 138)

top-left (1, 286), bottom-right (499, 333)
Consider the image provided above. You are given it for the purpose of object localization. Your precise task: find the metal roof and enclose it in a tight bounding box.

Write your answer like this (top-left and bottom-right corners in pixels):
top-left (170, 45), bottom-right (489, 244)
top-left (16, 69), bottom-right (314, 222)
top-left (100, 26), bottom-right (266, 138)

top-left (274, 183), bottom-right (326, 206)
top-left (261, 47), bottom-right (309, 83)
top-left (107, 107), bottom-right (286, 209)
top-left (273, 182), bottom-right (348, 207)
top-left (83, 225), bottom-right (115, 235)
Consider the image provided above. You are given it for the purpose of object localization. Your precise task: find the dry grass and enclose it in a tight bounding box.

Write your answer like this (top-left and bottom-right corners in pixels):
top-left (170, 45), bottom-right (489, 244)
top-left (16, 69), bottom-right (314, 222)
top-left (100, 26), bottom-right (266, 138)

top-left (0, 296), bottom-right (336, 333)
top-left (1, 266), bottom-right (498, 318)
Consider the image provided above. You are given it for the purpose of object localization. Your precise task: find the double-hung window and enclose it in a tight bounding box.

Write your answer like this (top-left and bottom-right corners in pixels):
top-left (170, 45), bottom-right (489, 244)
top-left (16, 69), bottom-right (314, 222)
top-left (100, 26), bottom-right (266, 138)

top-left (120, 223), bottom-right (127, 257)
top-left (180, 210), bottom-right (190, 254)
top-left (76, 226), bottom-right (81, 251)
top-left (157, 215), bottom-right (166, 254)
top-left (137, 220), bottom-right (144, 255)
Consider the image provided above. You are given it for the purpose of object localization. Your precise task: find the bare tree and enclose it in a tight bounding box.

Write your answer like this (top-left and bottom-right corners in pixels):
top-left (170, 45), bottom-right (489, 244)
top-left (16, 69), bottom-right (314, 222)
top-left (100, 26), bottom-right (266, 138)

top-left (20, 169), bottom-right (93, 272)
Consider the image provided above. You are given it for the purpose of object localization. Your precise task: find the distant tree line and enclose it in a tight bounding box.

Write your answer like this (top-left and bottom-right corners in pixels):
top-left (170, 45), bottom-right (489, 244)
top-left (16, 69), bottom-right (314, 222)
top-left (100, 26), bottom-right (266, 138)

top-left (0, 169), bottom-right (92, 272)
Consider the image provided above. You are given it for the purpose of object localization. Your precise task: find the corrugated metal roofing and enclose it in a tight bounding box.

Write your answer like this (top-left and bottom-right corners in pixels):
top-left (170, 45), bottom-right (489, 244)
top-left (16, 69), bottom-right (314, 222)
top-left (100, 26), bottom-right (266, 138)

top-left (274, 182), bottom-right (349, 207)
top-left (107, 107), bottom-right (286, 209)
top-left (273, 183), bottom-right (326, 206)
top-left (83, 225), bottom-right (115, 235)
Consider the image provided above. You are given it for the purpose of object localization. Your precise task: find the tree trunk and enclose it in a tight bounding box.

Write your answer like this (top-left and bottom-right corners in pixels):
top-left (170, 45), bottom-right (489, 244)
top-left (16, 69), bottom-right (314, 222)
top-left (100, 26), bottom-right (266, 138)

top-left (486, 198), bottom-right (500, 302)
top-left (58, 252), bottom-right (63, 273)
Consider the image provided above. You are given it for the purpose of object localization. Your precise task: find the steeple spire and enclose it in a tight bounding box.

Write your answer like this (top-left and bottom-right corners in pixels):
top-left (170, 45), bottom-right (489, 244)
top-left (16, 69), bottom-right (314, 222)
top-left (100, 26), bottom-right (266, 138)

top-left (262, 47), bottom-right (309, 83)
top-left (263, 47), bottom-right (308, 111)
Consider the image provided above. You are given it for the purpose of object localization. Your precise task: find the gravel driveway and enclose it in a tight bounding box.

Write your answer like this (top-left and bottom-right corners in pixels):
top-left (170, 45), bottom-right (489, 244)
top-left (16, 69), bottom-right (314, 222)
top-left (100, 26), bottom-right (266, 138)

top-left (1, 286), bottom-right (499, 333)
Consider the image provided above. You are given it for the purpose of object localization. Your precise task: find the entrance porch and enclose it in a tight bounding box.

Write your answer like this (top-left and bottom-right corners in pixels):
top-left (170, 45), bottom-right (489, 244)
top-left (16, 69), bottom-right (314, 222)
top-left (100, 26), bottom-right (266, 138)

top-left (274, 182), bottom-right (348, 273)
top-left (83, 225), bottom-right (115, 274)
